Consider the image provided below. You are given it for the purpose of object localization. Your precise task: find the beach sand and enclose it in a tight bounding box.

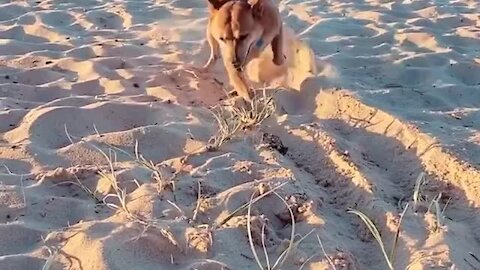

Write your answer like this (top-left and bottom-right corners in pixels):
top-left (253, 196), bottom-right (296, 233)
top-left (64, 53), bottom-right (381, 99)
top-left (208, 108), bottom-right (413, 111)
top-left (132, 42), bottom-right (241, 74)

top-left (0, 0), bottom-right (479, 269)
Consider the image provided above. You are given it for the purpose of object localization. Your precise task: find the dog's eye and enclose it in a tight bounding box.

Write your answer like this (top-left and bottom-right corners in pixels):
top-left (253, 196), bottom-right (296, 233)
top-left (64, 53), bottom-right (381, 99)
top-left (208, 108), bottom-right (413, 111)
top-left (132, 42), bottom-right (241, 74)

top-left (219, 37), bottom-right (225, 42)
top-left (239, 34), bottom-right (248, 41)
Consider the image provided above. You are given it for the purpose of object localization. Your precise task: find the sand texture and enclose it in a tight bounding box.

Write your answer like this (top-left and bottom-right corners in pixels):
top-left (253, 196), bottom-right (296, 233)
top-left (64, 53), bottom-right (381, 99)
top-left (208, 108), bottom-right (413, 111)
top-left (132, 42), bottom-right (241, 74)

top-left (0, 0), bottom-right (479, 269)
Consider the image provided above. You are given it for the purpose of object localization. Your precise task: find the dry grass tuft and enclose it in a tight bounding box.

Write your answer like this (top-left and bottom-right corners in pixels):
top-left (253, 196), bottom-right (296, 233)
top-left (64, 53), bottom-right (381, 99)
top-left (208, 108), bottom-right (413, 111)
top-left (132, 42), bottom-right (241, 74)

top-left (208, 89), bottom-right (276, 150)
top-left (246, 186), bottom-right (295, 270)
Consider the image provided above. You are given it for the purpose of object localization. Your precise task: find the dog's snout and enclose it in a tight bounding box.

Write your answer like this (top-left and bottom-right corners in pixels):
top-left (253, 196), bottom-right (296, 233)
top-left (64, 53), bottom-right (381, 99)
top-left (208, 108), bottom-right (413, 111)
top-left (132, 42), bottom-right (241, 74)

top-left (231, 59), bottom-right (242, 71)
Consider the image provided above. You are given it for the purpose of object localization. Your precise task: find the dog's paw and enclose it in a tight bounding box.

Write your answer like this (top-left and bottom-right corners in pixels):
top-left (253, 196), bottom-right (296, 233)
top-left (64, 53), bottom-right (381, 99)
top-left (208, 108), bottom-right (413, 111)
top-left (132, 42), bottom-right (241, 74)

top-left (273, 54), bottom-right (286, 66)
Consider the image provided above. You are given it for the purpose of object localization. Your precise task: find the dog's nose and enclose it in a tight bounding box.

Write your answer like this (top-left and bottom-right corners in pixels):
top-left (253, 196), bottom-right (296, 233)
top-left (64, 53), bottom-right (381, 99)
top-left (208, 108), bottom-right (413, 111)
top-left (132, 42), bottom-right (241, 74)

top-left (232, 60), bottom-right (242, 71)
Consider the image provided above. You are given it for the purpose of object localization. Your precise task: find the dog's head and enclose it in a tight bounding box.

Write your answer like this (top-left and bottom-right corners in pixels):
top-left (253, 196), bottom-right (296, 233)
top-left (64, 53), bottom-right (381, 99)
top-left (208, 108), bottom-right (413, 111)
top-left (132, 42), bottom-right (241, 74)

top-left (207, 0), bottom-right (265, 70)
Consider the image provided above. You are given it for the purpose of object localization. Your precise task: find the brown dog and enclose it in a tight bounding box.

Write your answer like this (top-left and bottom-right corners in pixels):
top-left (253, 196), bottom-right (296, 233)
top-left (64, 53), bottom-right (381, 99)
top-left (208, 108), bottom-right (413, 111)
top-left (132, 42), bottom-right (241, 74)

top-left (202, 0), bottom-right (285, 101)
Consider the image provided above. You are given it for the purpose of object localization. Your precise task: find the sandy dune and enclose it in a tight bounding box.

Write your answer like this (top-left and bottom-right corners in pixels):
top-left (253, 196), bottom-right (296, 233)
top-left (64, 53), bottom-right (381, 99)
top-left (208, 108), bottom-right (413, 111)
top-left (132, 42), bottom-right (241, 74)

top-left (0, 0), bottom-right (479, 269)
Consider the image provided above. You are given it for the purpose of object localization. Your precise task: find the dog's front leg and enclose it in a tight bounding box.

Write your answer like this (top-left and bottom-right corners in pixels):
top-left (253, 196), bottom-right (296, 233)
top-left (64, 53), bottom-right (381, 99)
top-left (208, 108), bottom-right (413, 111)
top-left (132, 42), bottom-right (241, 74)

top-left (271, 25), bottom-right (285, 66)
top-left (223, 58), bottom-right (253, 102)
top-left (202, 27), bottom-right (220, 71)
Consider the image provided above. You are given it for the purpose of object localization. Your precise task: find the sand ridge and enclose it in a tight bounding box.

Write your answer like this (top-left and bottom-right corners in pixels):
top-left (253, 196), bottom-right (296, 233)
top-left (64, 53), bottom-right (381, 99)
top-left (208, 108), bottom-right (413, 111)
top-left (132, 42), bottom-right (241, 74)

top-left (0, 0), bottom-right (479, 270)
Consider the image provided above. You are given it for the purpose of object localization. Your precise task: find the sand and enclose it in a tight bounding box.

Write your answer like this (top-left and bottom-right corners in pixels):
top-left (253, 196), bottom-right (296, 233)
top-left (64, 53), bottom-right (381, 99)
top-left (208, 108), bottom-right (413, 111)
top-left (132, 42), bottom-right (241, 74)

top-left (0, 0), bottom-right (479, 269)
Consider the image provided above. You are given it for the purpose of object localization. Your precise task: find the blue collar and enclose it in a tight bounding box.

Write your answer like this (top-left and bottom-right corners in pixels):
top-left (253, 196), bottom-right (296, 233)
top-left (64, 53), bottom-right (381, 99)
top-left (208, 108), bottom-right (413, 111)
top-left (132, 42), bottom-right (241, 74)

top-left (255, 38), bottom-right (264, 48)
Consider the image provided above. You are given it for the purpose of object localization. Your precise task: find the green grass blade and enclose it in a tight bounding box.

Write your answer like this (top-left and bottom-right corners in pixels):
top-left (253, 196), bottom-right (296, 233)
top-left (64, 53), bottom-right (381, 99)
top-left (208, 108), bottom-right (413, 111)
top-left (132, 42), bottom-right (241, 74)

top-left (348, 209), bottom-right (394, 270)
top-left (390, 204), bottom-right (409, 266)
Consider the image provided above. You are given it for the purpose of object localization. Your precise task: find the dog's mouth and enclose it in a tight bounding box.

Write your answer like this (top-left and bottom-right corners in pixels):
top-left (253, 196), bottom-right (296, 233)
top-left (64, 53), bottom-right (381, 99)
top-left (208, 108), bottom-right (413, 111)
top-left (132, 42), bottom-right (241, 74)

top-left (232, 57), bottom-right (245, 72)
top-left (232, 38), bottom-right (259, 72)
top-left (233, 61), bottom-right (243, 72)
top-left (233, 43), bottom-right (255, 71)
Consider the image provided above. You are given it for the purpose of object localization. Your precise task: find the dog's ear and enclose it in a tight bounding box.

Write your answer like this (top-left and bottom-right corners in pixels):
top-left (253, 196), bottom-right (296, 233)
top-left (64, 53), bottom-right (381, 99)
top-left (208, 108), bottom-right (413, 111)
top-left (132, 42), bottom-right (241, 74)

top-left (248, 0), bottom-right (265, 17)
top-left (207, 0), bottom-right (227, 10)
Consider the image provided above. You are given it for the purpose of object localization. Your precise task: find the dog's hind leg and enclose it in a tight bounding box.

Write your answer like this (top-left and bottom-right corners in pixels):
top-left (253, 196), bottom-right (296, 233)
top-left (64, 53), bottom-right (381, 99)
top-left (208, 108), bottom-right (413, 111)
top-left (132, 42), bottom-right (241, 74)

top-left (271, 25), bottom-right (285, 66)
